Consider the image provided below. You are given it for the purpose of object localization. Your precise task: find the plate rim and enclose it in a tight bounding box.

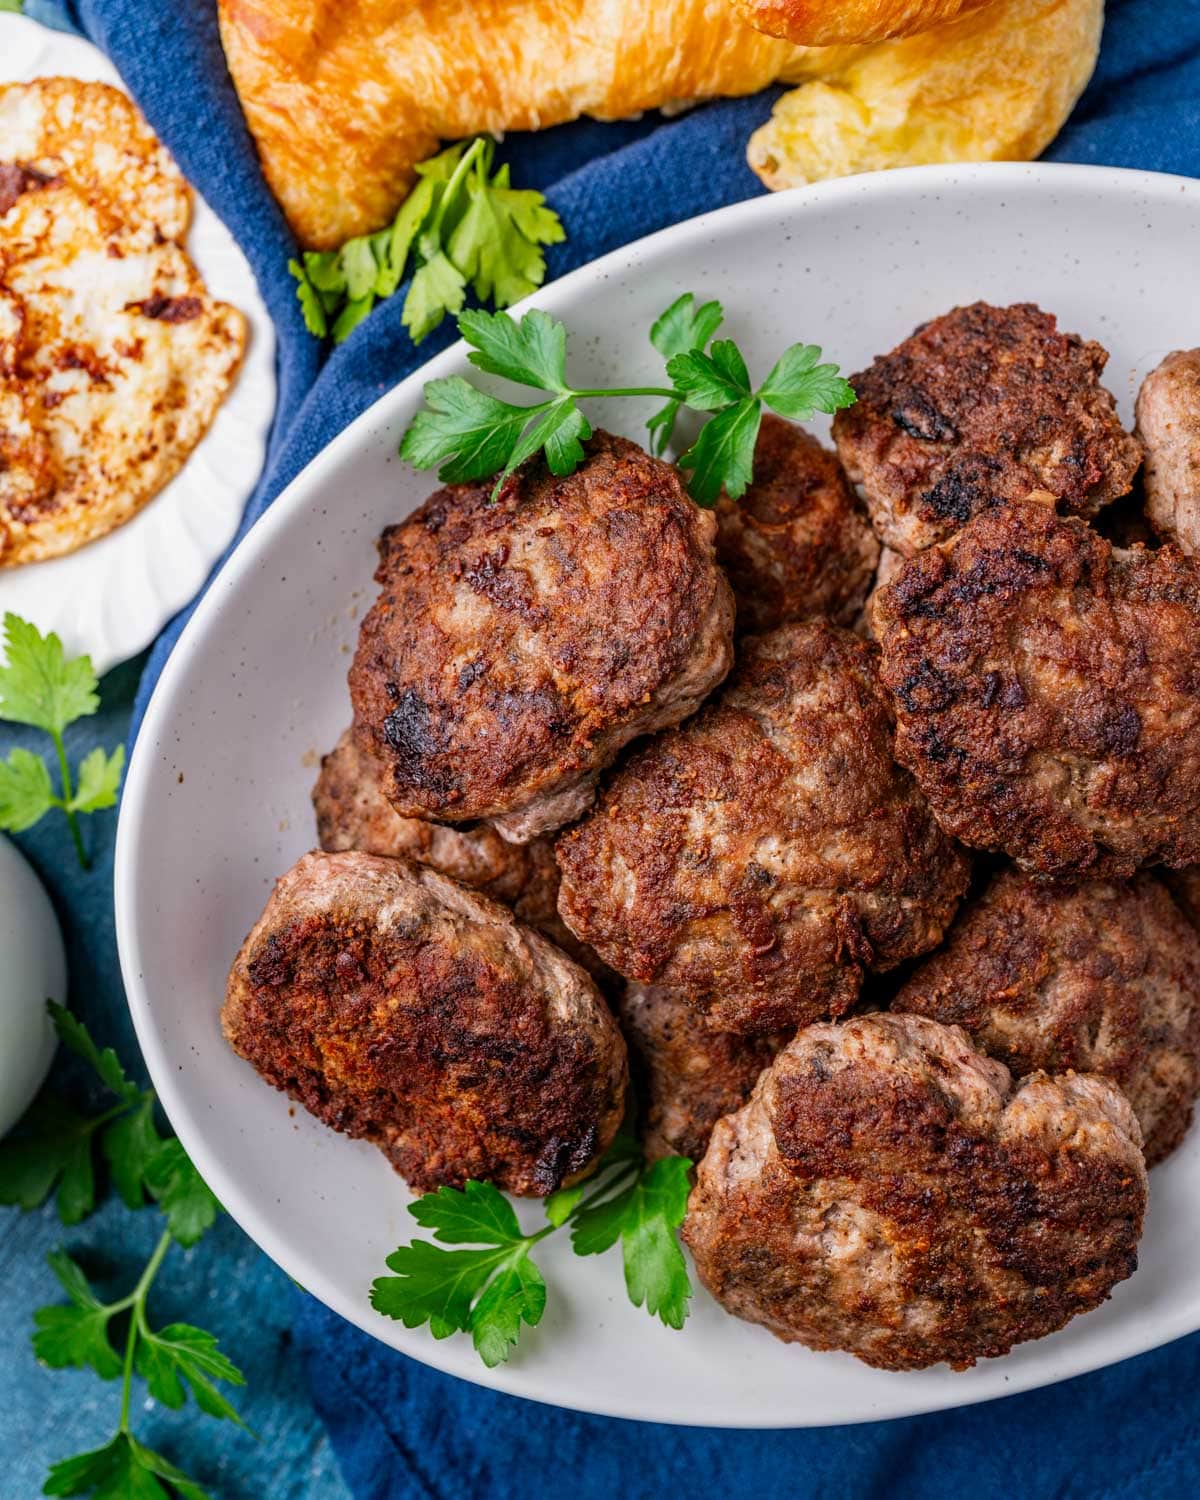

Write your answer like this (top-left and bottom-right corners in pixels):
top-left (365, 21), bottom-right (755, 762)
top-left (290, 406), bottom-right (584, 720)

top-left (0, 12), bottom-right (277, 674)
top-left (116, 160), bottom-right (1200, 1427)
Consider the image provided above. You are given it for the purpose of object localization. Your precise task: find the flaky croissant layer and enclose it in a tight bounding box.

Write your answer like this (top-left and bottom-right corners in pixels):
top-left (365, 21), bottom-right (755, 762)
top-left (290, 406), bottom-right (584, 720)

top-left (217, 0), bottom-right (823, 247)
top-left (218, 0), bottom-right (1099, 250)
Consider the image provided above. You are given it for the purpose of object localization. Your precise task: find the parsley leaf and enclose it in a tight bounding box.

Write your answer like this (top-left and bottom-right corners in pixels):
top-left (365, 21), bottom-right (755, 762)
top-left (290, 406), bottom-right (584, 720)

top-left (287, 259), bottom-right (327, 338)
top-left (136, 1322), bottom-right (248, 1428)
top-left (373, 1134), bottom-right (693, 1367)
top-left (460, 307), bottom-right (568, 391)
top-left (0, 745), bottom-right (54, 831)
top-left (292, 136), bottom-right (565, 348)
top-left (759, 342), bottom-right (857, 420)
top-left (0, 612), bottom-right (97, 732)
top-left (469, 1253), bottom-right (547, 1368)
top-left (399, 377), bottom-right (539, 485)
top-left (303, 250), bottom-right (345, 297)
top-left (449, 164), bottom-right (563, 309)
top-left (387, 177), bottom-right (435, 274)
top-left (678, 396), bottom-right (763, 504)
top-left (338, 236), bottom-right (378, 302)
top-left (646, 294), bottom-right (725, 454)
top-left (12, 1007), bottom-right (239, 1496)
top-left (407, 1177), bottom-right (524, 1243)
top-left (540, 403), bottom-right (592, 476)
top-left (0, 1006), bottom-right (151, 1222)
top-left (0, 614), bottom-right (124, 865)
top-left (102, 1096), bottom-right (163, 1210)
top-left (650, 293), bottom-right (725, 362)
top-left (44, 1432), bottom-right (211, 1500)
top-left (331, 294), bottom-right (375, 344)
top-left (0, 1092), bottom-right (100, 1223)
top-left (490, 399), bottom-right (588, 493)
top-left (49, 999), bottom-right (141, 1103)
top-left (399, 300), bottom-right (854, 507)
top-left (67, 746), bottom-right (125, 815)
top-left (666, 340), bottom-right (753, 411)
top-left (571, 1157), bottom-right (693, 1329)
top-left (371, 1180), bottom-right (549, 1366)
top-left (403, 251), bottom-right (467, 344)
top-left (143, 1139), bottom-right (220, 1248)
top-left (32, 1250), bottom-right (123, 1379)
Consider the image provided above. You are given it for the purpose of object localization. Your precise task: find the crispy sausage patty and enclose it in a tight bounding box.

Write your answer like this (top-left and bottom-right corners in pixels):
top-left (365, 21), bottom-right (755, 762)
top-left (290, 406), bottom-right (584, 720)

top-left (557, 621), bottom-right (969, 1033)
top-left (684, 1013), bottom-right (1146, 1370)
top-left (618, 983), bottom-right (782, 1163)
top-left (876, 498), bottom-right (1200, 879)
top-left (222, 850), bottom-right (627, 1195)
top-left (893, 867), bottom-right (1200, 1165)
top-left (1136, 348), bottom-right (1200, 554)
top-left (312, 728), bottom-right (605, 973)
top-left (348, 432), bottom-right (734, 842)
top-left (833, 302), bottom-right (1142, 555)
top-left (715, 414), bottom-right (879, 632)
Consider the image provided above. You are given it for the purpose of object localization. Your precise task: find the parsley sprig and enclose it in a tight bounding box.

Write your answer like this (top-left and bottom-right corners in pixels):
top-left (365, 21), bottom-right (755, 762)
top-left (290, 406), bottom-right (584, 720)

top-left (371, 1129), bottom-right (692, 1367)
top-left (399, 294), bottom-right (856, 504)
top-left (1, 1003), bottom-right (239, 1499)
top-left (0, 613), bottom-right (124, 869)
top-left (290, 136), bottom-right (564, 346)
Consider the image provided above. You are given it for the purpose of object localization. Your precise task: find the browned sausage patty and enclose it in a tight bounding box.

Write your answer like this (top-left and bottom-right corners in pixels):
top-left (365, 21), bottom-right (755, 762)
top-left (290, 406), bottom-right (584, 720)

top-left (618, 984), bottom-right (782, 1163)
top-left (684, 1013), bottom-right (1147, 1371)
top-left (876, 498), bottom-right (1200, 880)
top-left (348, 431), bottom-right (734, 843)
top-left (832, 302), bottom-right (1142, 556)
top-left (222, 850), bottom-right (627, 1195)
top-left (1136, 348), bottom-right (1200, 554)
top-left (892, 867), bottom-right (1200, 1165)
top-left (715, 414), bottom-right (879, 632)
top-left (557, 621), bottom-right (969, 1034)
top-left (312, 728), bottom-right (608, 976)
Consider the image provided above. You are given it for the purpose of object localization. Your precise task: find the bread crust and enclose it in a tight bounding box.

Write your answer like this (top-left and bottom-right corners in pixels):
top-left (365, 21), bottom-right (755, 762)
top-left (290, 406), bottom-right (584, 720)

top-left (218, 0), bottom-right (1099, 248)
top-left (731, 0), bottom-right (992, 45)
top-left (216, 0), bottom-right (824, 248)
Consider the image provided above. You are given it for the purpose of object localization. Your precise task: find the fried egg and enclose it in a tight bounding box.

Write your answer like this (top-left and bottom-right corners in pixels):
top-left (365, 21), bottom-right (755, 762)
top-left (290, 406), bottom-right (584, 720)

top-left (0, 77), bottom-right (190, 239)
top-left (0, 174), bottom-right (245, 566)
top-left (0, 77), bottom-right (245, 568)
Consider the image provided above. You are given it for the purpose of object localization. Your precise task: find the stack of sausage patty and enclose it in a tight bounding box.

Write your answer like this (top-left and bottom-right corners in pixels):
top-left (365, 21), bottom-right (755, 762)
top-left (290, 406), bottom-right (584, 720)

top-left (224, 303), bottom-right (1200, 1372)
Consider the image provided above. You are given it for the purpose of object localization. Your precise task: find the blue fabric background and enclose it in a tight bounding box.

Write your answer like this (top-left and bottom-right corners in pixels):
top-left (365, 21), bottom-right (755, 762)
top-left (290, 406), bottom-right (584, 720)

top-left (2, 0), bottom-right (1200, 1495)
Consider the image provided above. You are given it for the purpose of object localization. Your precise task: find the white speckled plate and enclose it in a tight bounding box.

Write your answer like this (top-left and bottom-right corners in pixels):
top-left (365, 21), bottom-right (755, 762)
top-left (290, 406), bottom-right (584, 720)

top-left (117, 164), bottom-right (1200, 1426)
top-left (0, 14), bottom-right (275, 675)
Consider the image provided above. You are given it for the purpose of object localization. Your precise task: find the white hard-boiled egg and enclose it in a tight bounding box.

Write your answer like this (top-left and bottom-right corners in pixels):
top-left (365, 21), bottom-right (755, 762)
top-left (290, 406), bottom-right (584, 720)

top-left (0, 835), bottom-right (65, 1137)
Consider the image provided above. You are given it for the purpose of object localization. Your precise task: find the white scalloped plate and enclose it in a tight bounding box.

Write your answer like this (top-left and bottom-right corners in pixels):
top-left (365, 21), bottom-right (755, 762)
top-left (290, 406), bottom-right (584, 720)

top-left (118, 165), bottom-right (1200, 1427)
top-left (0, 14), bottom-right (276, 674)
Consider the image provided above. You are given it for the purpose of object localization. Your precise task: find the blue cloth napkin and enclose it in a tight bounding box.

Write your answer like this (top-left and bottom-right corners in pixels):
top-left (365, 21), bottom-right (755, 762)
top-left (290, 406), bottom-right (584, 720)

top-left (43, 0), bottom-right (1200, 1494)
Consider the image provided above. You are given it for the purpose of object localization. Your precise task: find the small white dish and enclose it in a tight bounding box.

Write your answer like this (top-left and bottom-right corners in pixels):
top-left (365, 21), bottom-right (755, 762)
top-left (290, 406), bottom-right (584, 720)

top-left (117, 163), bottom-right (1200, 1426)
top-left (0, 835), bottom-right (64, 1137)
top-left (0, 14), bottom-right (276, 675)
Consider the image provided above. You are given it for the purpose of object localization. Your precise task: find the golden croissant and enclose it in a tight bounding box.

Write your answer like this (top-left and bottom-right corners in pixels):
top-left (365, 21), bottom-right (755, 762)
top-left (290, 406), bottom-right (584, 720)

top-left (218, 0), bottom-right (1100, 250)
